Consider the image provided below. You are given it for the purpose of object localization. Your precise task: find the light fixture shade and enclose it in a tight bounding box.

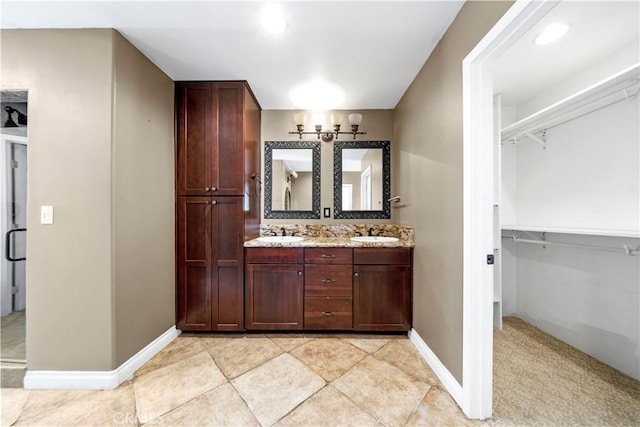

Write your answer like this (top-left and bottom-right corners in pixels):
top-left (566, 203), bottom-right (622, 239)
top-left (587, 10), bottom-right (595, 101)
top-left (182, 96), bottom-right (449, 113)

top-left (293, 113), bottom-right (306, 125)
top-left (348, 113), bottom-right (363, 126)
top-left (312, 112), bottom-right (325, 127)
top-left (330, 113), bottom-right (344, 126)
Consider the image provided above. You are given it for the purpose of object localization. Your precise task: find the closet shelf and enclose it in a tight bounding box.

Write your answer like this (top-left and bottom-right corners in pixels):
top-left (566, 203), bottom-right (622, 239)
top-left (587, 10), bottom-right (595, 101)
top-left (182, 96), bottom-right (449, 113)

top-left (501, 63), bottom-right (640, 143)
top-left (501, 225), bottom-right (640, 239)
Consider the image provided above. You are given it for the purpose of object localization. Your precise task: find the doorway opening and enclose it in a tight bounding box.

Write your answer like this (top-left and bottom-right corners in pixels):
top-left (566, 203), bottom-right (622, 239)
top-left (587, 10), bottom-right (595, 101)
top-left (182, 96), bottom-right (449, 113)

top-left (1, 90), bottom-right (28, 388)
top-left (463, 0), bottom-right (639, 420)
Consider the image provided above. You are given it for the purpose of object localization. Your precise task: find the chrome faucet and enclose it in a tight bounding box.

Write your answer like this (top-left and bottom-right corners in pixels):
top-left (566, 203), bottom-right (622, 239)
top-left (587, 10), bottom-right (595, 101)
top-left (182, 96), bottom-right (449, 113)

top-left (281, 227), bottom-right (287, 236)
top-left (368, 227), bottom-right (375, 236)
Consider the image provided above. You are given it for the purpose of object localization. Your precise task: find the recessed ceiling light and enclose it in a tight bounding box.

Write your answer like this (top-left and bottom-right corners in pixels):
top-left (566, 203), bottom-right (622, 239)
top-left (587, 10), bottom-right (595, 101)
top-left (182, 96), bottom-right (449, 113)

top-left (534, 23), bottom-right (569, 45)
top-left (289, 80), bottom-right (345, 110)
top-left (261, 5), bottom-right (287, 35)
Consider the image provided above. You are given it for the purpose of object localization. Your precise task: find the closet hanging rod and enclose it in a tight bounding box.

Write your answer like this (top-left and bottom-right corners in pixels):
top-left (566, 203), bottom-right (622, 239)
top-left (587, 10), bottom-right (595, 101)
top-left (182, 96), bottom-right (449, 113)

top-left (501, 64), bottom-right (640, 143)
top-left (510, 235), bottom-right (640, 256)
top-left (505, 86), bottom-right (638, 145)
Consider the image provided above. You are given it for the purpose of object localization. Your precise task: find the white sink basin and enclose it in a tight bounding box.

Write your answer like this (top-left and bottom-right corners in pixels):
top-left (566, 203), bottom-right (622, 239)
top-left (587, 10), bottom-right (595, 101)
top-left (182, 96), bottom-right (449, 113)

top-left (351, 236), bottom-right (400, 243)
top-left (257, 236), bottom-right (304, 243)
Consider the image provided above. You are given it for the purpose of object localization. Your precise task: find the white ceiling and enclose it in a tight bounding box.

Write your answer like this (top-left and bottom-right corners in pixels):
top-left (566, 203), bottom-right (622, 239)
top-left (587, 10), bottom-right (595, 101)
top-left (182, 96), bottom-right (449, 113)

top-left (0, 0), bottom-right (465, 110)
top-left (493, 1), bottom-right (639, 107)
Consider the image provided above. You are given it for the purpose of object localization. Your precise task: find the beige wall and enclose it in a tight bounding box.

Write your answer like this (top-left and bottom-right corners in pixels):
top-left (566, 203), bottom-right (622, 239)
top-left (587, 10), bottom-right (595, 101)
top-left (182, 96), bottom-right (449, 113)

top-left (112, 32), bottom-right (175, 366)
top-left (1, 29), bottom-right (175, 371)
top-left (393, 1), bottom-right (512, 382)
top-left (261, 109), bottom-right (393, 224)
top-left (1, 29), bottom-right (115, 370)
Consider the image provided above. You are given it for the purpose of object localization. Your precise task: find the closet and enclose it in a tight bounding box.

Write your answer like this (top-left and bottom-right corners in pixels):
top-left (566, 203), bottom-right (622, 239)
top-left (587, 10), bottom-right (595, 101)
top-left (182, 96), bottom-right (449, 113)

top-left (175, 81), bottom-right (261, 331)
top-left (494, 63), bottom-right (640, 381)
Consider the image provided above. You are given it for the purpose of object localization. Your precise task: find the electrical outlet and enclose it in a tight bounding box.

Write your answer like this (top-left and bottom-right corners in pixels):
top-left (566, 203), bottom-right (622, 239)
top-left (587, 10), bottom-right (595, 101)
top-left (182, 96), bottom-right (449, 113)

top-left (323, 207), bottom-right (331, 218)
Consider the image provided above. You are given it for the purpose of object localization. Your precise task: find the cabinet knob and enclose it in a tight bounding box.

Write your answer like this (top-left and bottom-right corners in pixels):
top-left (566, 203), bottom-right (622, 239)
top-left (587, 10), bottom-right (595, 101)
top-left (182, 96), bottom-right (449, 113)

top-left (205, 187), bottom-right (211, 191)
top-left (354, 272), bottom-right (359, 277)
top-left (321, 311), bottom-right (335, 317)
top-left (298, 271), bottom-right (303, 276)
top-left (211, 200), bottom-right (217, 205)
top-left (211, 186), bottom-right (217, 192)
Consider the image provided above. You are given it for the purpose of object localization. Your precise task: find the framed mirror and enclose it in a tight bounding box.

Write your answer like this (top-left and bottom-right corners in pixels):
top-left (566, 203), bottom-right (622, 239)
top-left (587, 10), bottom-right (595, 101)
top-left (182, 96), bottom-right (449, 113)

top-left (333, 140), bottom-right (390, 219)
top-left (264, 140), bottom-right (321, 219)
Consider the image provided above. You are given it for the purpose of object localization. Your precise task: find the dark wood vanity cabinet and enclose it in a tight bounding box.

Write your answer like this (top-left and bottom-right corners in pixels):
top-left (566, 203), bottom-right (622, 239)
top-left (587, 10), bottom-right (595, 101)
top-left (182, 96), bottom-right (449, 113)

top-left (175, 81), bottom-right (260, 332)
top-left (353, 248), bottom-right (413, 331)
top-left (304, 248), bottom-right (353, 330)
top-left (244, 247), bottom-right (413, 332)
top-left (245, 248), bottom-right (304, 330)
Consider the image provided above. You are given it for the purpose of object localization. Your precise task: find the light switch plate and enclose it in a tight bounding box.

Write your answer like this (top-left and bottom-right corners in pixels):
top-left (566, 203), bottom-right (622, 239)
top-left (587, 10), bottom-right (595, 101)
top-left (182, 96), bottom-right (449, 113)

top-left (41, 205), bottom-right (53, 225)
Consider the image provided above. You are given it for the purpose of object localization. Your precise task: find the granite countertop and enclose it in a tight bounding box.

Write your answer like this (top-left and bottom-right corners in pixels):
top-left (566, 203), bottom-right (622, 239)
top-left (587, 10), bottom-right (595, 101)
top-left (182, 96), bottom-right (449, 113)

top-left (245, 224), bottom-right (415, 248)
top-left (244, 236), bottom-right (414, 248)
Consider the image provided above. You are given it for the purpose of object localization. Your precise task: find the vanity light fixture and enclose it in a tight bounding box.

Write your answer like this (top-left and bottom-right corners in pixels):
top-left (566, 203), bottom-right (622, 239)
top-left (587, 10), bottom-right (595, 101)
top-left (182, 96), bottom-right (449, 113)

top-left (289, 112), bottom-right (366, 142)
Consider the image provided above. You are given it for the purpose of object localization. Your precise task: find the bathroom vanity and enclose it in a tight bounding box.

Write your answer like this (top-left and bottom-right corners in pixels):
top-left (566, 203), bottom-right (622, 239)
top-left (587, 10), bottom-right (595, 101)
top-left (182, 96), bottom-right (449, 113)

top-left (244, 225), bottom-right (414, 332)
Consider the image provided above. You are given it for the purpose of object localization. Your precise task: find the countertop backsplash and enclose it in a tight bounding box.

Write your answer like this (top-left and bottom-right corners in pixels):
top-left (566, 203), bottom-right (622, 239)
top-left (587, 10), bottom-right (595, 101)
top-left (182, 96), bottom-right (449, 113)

top-left (258, 224), bottom-right (414, 242)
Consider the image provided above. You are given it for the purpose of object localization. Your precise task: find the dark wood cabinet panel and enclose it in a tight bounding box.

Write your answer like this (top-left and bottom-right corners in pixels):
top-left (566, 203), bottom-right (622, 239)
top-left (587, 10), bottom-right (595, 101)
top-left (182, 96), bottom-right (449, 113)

top-left (353, 264), bottom-right (412, 331)
top-left (211, 197), bottom-right (244, 330)
top-left (176, 83), bottom-right (213, 196)
top-left (176, 81), bottom-right (259, 198)
top-left (353, 248), bottom-right (411, 265)
top-left (177, 197), bottom-right (212, 330)
top-left (304, 297), bottom-right (352, 330)
top-left (245, 247), bottom-right (304, 264)
top-left (305, 248), bottom-right (353, 265)
top-left (304, 265), bottom-right (353, 297)
top-left (245, 264), bottom-right (303, 330)
top-left (177, 197), bottom-right (244, 331)
top-left (215, 83), bottom-right (243, 195)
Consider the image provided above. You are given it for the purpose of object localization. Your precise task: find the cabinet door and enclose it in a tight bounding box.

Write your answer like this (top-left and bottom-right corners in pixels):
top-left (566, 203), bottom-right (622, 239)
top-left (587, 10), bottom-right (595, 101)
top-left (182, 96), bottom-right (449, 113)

top-left (176, 197), bottom-right (212, 330)
top-left (353, 265), bottom-right (412, 331)
top-left (211, 196), bottom-right (244, 330)
top-left (176, 83), bottom-right (213, 196)
top-left (215, 82), bottom-right (244, 196)
top-left (245, 264), bottom-right (303, 330)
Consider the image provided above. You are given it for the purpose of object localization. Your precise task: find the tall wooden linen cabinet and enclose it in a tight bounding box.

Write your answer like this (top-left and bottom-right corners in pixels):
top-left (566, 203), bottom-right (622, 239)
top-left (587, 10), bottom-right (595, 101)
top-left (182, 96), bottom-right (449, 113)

top-left (175, 81), bottom-right (261, 331)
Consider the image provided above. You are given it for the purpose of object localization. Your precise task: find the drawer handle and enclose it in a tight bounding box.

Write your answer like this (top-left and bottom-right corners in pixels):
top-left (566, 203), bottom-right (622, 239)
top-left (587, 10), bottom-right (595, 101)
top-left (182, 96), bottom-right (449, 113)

top-left (321, 279), bottom-right (336, 284)
top-left (321, 311), bottom-right (335, 317)
top-left (320, 254), bottom-right (336, 258)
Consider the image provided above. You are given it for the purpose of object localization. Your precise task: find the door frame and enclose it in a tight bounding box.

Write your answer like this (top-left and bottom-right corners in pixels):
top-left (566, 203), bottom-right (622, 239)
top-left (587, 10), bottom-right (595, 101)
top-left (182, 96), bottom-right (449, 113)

top-left (461, 0), bottom-right (558, 418)
top-left (1, 132), bottom-right (28, 316)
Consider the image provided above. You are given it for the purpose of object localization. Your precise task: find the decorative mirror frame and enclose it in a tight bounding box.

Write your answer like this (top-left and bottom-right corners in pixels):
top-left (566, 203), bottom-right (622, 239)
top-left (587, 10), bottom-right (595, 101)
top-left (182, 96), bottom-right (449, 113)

top-left (264, 140), bottom-right (321, 219)
top-left (333, 140), bottom-right (391, 219)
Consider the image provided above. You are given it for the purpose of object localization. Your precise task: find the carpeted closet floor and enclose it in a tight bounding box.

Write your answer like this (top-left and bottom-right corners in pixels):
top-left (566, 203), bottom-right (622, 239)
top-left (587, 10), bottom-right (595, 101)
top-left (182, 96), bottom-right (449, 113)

top-left (491, 317), bottom-right (640, 426)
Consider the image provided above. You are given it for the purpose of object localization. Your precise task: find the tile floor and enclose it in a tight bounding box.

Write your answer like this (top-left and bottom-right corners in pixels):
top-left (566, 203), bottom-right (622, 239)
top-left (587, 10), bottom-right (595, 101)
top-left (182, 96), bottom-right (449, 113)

top-left (1, 333), bottom-right (477, 427)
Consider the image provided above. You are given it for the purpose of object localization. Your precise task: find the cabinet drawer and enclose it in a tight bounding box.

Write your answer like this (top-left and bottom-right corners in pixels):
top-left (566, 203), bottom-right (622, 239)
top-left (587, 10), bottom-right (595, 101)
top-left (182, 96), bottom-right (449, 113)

top-left (305, 265), bottom-right (352, 297)
top-left (305, 248), bottom-right (353, 265)
top-left (246, 248), bottom-right (303, 264)
top-left (353, 248), bottom-right (411, 265)
top-left (304, 297), bottom-right (353, 330)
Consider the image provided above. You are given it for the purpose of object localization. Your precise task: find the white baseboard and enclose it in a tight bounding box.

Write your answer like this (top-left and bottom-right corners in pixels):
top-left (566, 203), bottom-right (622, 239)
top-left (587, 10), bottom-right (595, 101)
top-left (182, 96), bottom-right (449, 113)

top-left (24, 325), bottom-right (179, 390)
top-left (408, 328), bottom-right (463, 405)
